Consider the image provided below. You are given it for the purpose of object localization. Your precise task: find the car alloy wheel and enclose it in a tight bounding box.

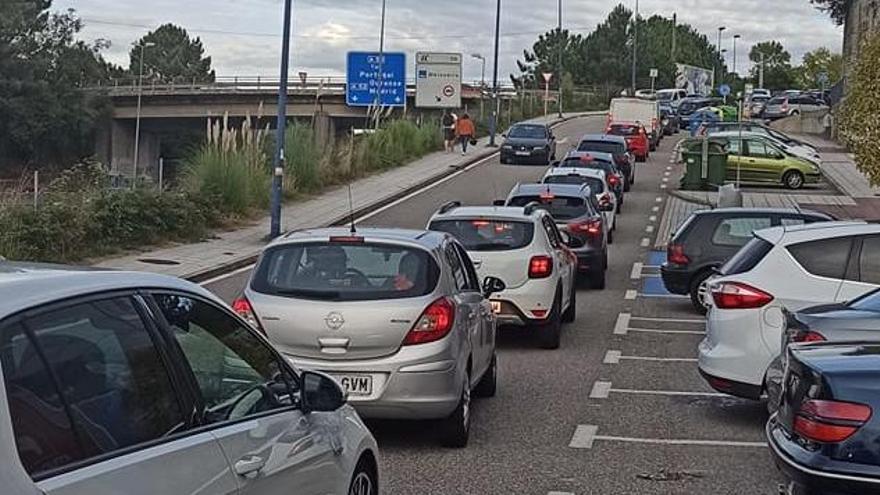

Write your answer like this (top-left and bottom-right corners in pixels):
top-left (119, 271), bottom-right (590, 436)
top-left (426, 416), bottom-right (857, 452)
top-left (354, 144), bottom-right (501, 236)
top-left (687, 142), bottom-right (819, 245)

top-left (442, 373), bottom-right (471, 447)
top-left (348, 460), bottom-right (377, 495)
top-left (783, 170), bottom-right (804, 190)
top-left (689, 270), bottom-right (715, 315)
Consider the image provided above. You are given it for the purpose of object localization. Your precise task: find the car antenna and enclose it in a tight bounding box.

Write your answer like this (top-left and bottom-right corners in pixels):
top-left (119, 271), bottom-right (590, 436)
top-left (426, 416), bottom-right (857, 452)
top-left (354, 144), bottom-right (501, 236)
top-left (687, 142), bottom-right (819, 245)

top-left (347, 183), bottom-right (357, 234)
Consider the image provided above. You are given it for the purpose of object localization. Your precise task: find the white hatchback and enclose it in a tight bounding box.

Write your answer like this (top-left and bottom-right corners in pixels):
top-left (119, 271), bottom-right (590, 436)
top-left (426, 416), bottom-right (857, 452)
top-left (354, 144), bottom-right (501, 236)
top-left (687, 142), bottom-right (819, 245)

top-left (428, 203), bottom-right (577, 349)
top-left (698, 222), bottom-right (880, 399)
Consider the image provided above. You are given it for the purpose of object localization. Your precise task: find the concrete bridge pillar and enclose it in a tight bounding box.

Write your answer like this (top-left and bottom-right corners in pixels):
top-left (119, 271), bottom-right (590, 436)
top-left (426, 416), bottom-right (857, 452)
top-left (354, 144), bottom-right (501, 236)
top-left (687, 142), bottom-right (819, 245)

top-left (98, 120), bottom-right (161, 183)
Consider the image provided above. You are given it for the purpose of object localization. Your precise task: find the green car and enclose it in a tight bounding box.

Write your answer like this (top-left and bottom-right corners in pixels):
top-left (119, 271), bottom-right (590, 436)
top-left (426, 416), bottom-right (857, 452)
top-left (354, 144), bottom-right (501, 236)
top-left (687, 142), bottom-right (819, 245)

top-left (716, 133), bottom-right (822, 189)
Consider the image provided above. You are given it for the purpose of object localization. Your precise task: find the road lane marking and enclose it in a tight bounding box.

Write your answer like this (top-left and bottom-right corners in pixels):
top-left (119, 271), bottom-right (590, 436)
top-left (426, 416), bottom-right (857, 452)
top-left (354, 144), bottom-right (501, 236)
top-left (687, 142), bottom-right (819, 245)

top-left (661, 184), bottom-right (668, 189)
top-left (613, 313), bottom-right (631, 334)
top-left (624, 290), bottom-right (638, 300)
top-left (641, 237), bottom-right (650, 247)
top-left (631, 316), bottom-right (705, 324)
top-left (655, 197), bottom-right (664, 203)
top-left (620, 355), bottom-right (697, 363)
top-left (645, 225), bottom-right (655, 233)
top-left (569, 425), bottom-right (599, 449)
top-left (666, 166), bottom-right (672, 171)
top-left (571, 426), bottom-right (767, 449)
top-left (630, 262), bottom-right (643, 280)
top-left (652, 206), bottom-right (660, 212)
top-left (664, 171), bottom-right (671, 176)
top-left (648, 215), bottom-right (657, 222)
top-left (662, 177), bottom-right (669, 183)
top-left (638, 292), bottom-right (689, 299)
top-left (589, 381), bottom-right (612, 399)
top-left (603, 350), bottom-right (622, 364)
top-left (548, 492), bottom-right (574, 495)
top-left (628, 327), bottom-right (704, 335)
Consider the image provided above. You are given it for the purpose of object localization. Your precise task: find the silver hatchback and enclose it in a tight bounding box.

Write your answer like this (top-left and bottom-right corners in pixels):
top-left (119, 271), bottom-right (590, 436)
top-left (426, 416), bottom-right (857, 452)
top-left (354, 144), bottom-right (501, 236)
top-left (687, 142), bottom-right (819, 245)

top-left (239, 227), bottom-right (505, 447)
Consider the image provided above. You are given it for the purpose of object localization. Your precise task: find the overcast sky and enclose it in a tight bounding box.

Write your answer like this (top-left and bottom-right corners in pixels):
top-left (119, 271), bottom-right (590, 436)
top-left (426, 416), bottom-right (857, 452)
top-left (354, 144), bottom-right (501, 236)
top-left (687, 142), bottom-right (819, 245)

top-left (55, 0), bottom-right (842, 83)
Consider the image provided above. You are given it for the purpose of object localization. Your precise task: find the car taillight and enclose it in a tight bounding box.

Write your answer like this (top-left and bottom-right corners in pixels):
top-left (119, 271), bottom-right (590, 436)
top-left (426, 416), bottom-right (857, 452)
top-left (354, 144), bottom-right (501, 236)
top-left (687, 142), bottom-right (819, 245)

top-left (711, 282), bottom-right (774, 309)
top-left (794, 400), bottom-right (872, 443)
top-left (667, 243), bottom-right (690, 265)
top-left (529, 255), bottom-right (553, 279)
top-left (569, 219), bottom-right (603, 236)
top-left (792, 330), bottom-right (826, 343)
top-left (232, 296), bottom-right (265, 334)
top-left (639, 127), bottom-right (647, 136)
top-left (652, 117), bottom-right (658, 129)
top-left (607, 174), bottom-right (620, 186)
top-left (403, 297), bottom-right (456, 345)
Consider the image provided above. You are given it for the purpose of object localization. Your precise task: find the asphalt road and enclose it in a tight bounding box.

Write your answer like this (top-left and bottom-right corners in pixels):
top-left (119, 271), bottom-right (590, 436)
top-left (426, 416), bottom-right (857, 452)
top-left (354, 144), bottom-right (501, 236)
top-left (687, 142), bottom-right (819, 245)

top-left (204, 116), bottom-right (784, 494)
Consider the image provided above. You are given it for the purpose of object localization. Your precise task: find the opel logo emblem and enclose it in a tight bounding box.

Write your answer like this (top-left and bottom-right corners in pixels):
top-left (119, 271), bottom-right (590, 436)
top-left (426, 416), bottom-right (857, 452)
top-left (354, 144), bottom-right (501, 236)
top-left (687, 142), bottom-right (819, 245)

top-left (324, 312), bottom-right (345, 330)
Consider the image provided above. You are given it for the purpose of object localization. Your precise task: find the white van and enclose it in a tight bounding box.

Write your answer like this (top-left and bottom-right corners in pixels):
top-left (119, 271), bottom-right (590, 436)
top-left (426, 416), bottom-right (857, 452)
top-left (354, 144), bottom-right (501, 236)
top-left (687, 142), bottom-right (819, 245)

top-left (609, 98), bottom-right (661, 151)
top-left (656, 88), bottom-right (688, 108)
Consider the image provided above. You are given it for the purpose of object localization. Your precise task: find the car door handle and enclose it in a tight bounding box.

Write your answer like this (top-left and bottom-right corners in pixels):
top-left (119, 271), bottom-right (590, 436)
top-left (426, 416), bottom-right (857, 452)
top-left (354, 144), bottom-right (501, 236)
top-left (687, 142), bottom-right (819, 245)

top-left (472, 260), bottom-right (483, 269)
top-left (234, 455), bottom-right (266, 478)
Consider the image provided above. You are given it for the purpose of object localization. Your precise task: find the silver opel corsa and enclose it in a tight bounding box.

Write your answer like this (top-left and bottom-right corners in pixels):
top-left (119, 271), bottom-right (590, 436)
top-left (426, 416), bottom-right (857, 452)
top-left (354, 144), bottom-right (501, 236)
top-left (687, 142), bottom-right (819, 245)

top-left (238, 227), bottom-right (506, 447)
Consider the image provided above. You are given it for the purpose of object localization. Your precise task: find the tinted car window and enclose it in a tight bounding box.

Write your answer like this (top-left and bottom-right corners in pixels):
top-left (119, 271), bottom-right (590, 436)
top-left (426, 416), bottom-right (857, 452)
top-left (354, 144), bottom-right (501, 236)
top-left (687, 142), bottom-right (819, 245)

top-left (508, 195), bottom-right (588, 221)
top-left (788, 237), bottom-right (853, 280)
top-left (3, 298), bottom-right (185, 477)
top-left (768, 96), bottom-right (787, 105)
top-left (154, 294), bottom-right (293, 423)
top-left (720, 238), bottom-right (774, 276)
top-left (860, 236), bottom-right (880, 285)
top-left (430, 219), bottom-right (534, 251)
top-left (577, 140), bottom-right (623, 154)
top-left (444, 244), bottom-right (468, 292)
top-left (508, 125), bottom-right (547, 139)
top-left (711, 217), bottom-right (772, 247)
top-left (544, 174), bottom-right (604, 193)
top-left (251, 242), bottom-right (440, 301)
top-left (453, 243), bottom-right (481, 291)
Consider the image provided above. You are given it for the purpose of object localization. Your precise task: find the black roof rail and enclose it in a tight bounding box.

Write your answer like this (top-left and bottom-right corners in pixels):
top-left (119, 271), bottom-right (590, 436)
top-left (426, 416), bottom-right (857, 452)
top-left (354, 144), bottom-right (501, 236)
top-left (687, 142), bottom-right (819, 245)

top-left (438, 201), bottom-right (461, 215)
top-left (523, 201), bottom-right (542, 216)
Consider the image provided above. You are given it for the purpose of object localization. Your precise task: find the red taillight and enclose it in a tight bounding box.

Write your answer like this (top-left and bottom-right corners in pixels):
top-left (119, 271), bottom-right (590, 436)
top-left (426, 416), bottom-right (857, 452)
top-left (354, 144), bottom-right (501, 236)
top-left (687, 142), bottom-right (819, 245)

top-left (529, 255), bottom-right (553, 279)
top-left (569, 219), bottom-right (603, 236)
top-left (794, 400), bottom-right (872, 443)
top-left (711, 282), bottom-right (774, 309)
top-left (607, 174), bottom-right (620, 186)
top-left (639, 127), bottom-right (647, 136)
top-left (329, 236), bottom-right (365, 243)
top-left (667, 243), bottom-right (690, 265)
top-left (403, 297), bottom-right (456, 345)
top-left (232, 297), bottom-right (264, 334)
top-left (793, 331), bottom-right (826, 343)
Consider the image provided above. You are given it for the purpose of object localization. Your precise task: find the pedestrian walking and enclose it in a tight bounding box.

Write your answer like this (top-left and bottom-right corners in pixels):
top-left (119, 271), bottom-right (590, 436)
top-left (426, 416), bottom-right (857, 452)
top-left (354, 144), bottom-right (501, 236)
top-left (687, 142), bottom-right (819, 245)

top-left (455, 113), bottom-right (476, 155)
top-left (442, 110), bottom-right (457, 153)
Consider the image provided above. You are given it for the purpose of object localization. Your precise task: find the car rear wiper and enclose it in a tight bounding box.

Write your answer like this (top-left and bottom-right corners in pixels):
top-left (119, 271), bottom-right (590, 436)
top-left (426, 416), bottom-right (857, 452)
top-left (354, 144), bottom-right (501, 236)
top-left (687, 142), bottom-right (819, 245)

top-left (272, 288), bottom-right (342, 299)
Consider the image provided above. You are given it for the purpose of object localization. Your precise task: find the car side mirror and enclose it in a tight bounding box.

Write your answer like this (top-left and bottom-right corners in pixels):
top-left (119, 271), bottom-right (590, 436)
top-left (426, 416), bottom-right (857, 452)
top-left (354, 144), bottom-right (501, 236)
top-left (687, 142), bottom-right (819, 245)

top-left (493, 199), bottom-right (506, 207)
top-left (300, 370), bottom-right (346, 414)
top-left (599, 202), bottom-right (615, 212)
top-left (482, 276), bottom-right (506, 298)
top-left (551, 160), bottom-right (561, 167)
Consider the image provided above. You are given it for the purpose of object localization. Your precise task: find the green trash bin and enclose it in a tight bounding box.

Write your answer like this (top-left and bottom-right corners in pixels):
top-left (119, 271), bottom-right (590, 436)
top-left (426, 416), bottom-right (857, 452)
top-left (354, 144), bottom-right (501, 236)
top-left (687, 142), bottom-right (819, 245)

top-left (679, 137), bottom-right (729, 190)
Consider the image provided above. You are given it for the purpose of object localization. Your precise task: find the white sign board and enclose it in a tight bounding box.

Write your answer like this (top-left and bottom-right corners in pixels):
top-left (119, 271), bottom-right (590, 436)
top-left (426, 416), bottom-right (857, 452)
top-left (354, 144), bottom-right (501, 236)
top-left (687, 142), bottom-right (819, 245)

top-left (649, 68), bottom-right (658, 78)
top-left (542, 72), bottom-right (554, 83)
top-left (415, 52), bottom-right (462, 108)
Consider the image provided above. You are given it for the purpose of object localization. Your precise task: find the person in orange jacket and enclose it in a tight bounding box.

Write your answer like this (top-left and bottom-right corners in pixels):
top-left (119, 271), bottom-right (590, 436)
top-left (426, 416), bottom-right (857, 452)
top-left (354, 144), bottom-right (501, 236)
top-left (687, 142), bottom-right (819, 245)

top-left (454, 113), bottom-right (476, 155)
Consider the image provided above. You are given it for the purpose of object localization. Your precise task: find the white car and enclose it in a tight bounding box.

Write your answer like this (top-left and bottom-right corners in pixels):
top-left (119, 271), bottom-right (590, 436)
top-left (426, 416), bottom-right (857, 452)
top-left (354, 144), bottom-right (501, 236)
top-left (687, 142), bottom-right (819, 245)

top-left (698, 222), bottom-right (880, 400)
top-left (710, 131), bottom-right (822, 166)
top-left (542, 167), bottom-right (618, 232)
top-left (428, 203), bottom-right (577, 349)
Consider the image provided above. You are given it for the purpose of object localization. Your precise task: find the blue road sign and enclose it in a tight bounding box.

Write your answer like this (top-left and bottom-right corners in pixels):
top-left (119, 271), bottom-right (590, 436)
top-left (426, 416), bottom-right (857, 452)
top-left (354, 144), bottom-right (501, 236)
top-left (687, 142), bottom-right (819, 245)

top-left (346, 52), bottom-right (406, 107)
top-left (718, 84), bottom-right (731, 97)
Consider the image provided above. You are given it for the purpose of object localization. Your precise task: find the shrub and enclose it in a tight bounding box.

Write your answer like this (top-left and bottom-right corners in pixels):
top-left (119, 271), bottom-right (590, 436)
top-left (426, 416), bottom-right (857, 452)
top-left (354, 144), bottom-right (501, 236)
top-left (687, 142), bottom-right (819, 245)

top-left (839, 32), bottom-right (880, 186)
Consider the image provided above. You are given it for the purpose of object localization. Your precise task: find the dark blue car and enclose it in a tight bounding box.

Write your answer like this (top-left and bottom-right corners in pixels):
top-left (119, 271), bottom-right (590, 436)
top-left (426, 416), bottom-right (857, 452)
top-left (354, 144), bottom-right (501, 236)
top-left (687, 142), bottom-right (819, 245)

top-left (768, 342), bottom-right (880, 494)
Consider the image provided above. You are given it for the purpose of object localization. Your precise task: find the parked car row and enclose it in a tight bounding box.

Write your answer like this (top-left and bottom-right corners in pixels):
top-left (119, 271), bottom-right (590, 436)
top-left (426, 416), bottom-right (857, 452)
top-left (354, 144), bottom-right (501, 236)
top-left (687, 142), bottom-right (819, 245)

top-left (663, 203), bottom-right (880, 492)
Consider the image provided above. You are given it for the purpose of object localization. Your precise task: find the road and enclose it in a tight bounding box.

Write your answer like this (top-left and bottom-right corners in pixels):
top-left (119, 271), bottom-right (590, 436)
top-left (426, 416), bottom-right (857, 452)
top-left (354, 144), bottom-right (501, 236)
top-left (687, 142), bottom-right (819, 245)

top-left (204, 115), bottom-right (783, 494)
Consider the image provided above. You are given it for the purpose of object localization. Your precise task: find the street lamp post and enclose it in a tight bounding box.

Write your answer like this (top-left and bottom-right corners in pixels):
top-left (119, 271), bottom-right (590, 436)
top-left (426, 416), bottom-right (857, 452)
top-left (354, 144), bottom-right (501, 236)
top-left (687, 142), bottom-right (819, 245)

top-left (716, 26), bottom-right (726, 87)
top-left (373, 0), bottom-right (387, 129)
top-left (732, 34), bottom-right (741, 78)
top-left (471, 53), bottom-right (486, 121)
top-left (132, 41), bottom-right (155, 188)
top-left (488, 0), bottom-right (501, 147)
top-left (630, 0), bottom-right (639, 95)
top-left (269, 0), bottom-right (293, 239)
top-left (557, 0), bottom-right (563, 117)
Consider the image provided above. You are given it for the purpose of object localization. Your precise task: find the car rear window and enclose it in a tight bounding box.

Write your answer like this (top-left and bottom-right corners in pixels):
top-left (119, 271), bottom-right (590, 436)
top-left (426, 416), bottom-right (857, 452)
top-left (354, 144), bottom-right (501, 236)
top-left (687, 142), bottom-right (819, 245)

top-left (607, 125), bottom-right (639, 136)
top-left (711, 217), bottom-right (772, 247)
top-left (429, 219), bottom-right (534, 251)
top-left (719, 237), bottom-right (774, 276)
top-left (251, 242), bottom-right (440, 301)
top-left (577, 140), bottom-right (622, 154)
top-left (768, 96), bottom-right (787, 105)
top-left (787, 237), bottom-right (853, 280)
top-left (508, 195), bottom-right (588, 221)
top-left (544, 174), bottom-right (604, 193)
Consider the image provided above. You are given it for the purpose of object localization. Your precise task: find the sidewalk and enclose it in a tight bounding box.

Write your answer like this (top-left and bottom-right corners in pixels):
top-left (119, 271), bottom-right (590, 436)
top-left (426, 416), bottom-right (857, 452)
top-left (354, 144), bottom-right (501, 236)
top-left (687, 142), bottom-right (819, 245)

top-left (790, 133), bottom-right (880, 199)
top-left (95, 112), bottom-right (600, 280)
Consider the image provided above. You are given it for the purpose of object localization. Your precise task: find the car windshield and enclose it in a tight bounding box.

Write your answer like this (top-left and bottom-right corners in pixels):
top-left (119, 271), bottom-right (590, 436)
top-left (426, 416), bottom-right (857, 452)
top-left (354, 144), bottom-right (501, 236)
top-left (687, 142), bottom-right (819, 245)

top-left (544, 175), bottom-right (604, 193)
top-left (508, 195), bottom-right (588, 221)
top-left (578, 141), bottom-right (623, 154)
top-left (430, 219), bottom-right (534, 251)
top-left (849, 289), bottom-right (880, 313)
top-left (508, 125), bottom-right (547, 139)
top-left (251, 242), bottom-right (439, 301)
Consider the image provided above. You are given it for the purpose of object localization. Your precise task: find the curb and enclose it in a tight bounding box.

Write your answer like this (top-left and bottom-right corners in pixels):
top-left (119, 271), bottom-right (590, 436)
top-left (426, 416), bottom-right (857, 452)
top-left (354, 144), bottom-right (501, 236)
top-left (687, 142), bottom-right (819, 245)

top-left (187, 111), bottom-right (602, 283)
top-left (667, 189), bottom-right (715, 208)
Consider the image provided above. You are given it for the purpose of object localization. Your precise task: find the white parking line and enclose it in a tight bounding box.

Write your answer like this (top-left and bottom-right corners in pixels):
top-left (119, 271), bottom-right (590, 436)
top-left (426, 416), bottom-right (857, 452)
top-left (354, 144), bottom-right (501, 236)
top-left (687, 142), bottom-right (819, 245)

top-left (620, 355), bottom-right (698, 363)
top-left (640, 238), bottom-right (651, 247)
top-left (630, 316), bottom-right (705, 324)
top-left (630, 262), bottom-right (643, 280)
top-left (613, 313), bottom-right (631, 334)
top-left (628, 327), bottom-right (704, 335)
top-left (603, 350), bottom-right (622, 364)
top-left (610, 387), bottom-right (726, 398)
top-left (569, 425), bottom-right (766, 449)
top-left (548, 492), bottom-right (575, 495)
top-left (589, 381), bottom-right (612, 399)
top-left (645, 225), bottom-right (655, 233)
top-left (638, 292), bottom-right (689, 299)
top-left (624, 290), bottom-right (638, 300)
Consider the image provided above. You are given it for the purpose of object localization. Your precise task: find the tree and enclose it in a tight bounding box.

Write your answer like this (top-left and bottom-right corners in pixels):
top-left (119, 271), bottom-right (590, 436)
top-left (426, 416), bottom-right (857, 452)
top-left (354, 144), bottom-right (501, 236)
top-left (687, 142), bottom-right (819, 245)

top-left (749, 41), bottom-right (796, 90)
top-left (796, 47), bottom-right (843, 89)
top-left (131, 24), bottom-right (215, 84)
top-left (839, 32), bottom-right (880, 185)
top-left (0, 1), bottom-right (117, 168)
top-left (514, 28), bottom-right (587, 91)
top-left (810, 0), bottom-right (849, 25)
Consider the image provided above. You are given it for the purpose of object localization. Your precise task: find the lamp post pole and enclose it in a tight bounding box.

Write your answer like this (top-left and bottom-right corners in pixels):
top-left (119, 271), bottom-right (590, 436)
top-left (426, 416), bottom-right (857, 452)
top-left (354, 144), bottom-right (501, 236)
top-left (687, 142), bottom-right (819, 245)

top-left (557, 0), bottom-right (563, 117)
top-left (488, 0), bottom-right (501, 146)
top-left (733, 34), bottom-right (741, 78)
top-left (133, 41), bottom-right (155, 189)
top-left (630, 0), bottom-right (638, 95)
top-left (269, 0), bottom-right (293, 239)
top-left (716, 26), bottom-right (726, 87)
